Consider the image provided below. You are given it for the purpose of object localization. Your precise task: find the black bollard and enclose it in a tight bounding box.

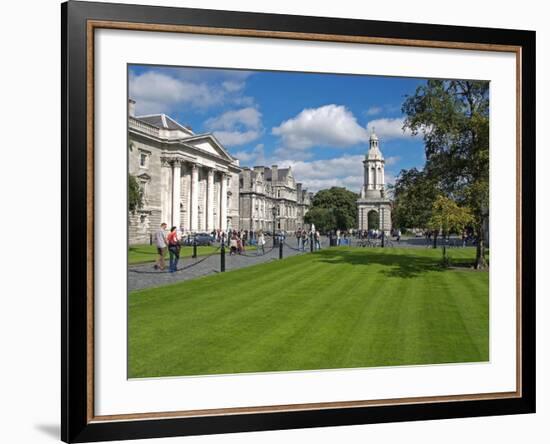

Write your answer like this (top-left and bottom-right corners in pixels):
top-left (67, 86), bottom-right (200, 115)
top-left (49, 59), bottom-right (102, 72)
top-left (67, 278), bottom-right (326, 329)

top-left (279, 240), bottom-right (283, 259)
top-left (310, 232), bottom-right (314, 253)
top-left (192, 235), bottom-right (197, 258)
top-left (220, 236), bottom-right (226, 272)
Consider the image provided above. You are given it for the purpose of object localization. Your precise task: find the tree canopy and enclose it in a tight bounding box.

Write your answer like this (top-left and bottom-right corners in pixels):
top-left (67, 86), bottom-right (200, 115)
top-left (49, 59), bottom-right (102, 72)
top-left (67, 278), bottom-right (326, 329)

top-left (392, 168), bottom-right (439, 231)
top-left (304, 187), bottom-right (358, 232)
top-left (400, 79), bottom-right (489, 268)
top-left (128, 174), bottom-right (143, 213)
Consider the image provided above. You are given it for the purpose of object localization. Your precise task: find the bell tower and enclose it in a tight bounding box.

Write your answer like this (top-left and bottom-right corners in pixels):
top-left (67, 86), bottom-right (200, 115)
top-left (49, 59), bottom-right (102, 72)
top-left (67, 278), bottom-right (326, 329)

top-left (361, 128), bottom-right (386, 199)
top-left (357, 128), bottom-right (392, 232)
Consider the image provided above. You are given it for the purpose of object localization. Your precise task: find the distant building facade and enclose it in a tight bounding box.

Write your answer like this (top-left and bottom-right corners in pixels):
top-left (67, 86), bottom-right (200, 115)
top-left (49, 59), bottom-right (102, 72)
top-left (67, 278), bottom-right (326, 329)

top-left (239, 166), bottom-right (313, 233)
top-left (356, 130), bottom-right (392, 232)
top-left (128, 99), bottom-right (241, 244)
top-left (128, 100), bottom-right (312, 244)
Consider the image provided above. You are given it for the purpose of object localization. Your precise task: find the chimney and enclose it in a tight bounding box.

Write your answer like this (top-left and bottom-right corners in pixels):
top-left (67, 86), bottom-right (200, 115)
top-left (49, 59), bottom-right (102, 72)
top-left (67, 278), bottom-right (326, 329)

top-left (296, 182), bottom-right (302, 197)
top-left (128, 98), bottom-right (136, 117)
top-left (241, 168), bottom-right (251, 191)
top-left (271, 165), bottom-right (278, 183)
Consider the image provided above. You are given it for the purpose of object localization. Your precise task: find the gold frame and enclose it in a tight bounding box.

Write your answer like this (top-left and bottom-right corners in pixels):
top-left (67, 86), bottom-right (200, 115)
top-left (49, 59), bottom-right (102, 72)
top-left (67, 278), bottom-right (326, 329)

top-left (86, 20), bottom-right (523, 424)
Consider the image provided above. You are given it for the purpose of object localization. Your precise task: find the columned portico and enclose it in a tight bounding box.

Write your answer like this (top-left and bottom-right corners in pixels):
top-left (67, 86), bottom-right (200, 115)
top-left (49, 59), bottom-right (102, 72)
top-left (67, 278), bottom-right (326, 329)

top-left (171, 160), bottom-right (182, 228)
top-left (190, 163), bottom-right (199, 231)
top-left (220, 173), bottom-right (228, 231)
top-left (128, 102), bottom-right (242, 244)
top-left (207, 169), bottom-right (215, 231)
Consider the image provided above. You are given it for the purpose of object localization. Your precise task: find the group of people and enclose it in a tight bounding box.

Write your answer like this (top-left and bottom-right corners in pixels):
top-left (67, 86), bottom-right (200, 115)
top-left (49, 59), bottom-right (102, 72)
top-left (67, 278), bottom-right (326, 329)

top-left (153, 223), bottom-right (181, 273)
top-left (153, 223), bottom-right (328, 273)
top-left (294, 228), bottom-right (321, 251)
top-left (228, 229), bottom-right (268, 256)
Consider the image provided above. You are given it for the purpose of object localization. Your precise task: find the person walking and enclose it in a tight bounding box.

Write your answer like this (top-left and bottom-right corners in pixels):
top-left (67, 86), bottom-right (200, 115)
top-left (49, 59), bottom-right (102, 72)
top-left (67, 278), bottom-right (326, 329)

top-left (166, 226), bottom-right (180, 273)
top-left (257, 230), bottom-right (265, 256)
top-left (315, 230), bottom-right (321, 250)
top-left (229, 234), bottom-right (238, 256)
top-left (153, 223), bottom-right (167, 271)
top-left (296, 228), bottom-right (302, 250)
top-left (301, 230), bottom-right (308, 251)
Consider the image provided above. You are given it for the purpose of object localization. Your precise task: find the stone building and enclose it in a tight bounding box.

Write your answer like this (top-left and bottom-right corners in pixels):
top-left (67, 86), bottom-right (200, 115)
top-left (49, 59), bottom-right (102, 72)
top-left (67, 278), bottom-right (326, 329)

top-left (128, 99), bottom-right (241, 244)
top-left (356, 130), bottom-right (392, 232)
top-left (239, 165), bottom-right (312, 233)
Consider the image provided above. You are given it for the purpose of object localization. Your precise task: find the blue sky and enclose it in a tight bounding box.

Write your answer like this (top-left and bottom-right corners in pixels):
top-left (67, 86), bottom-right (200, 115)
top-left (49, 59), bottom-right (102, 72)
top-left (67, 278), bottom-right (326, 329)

top-left (129, 64), bottom-right (428, 192)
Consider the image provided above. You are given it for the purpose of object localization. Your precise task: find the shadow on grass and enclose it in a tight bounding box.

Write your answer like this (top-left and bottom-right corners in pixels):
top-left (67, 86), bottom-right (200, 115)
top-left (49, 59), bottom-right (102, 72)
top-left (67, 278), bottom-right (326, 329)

top-left (129, 245), bottom-right (156, 255)
top-left (316, 248), bottom-right (445, 279)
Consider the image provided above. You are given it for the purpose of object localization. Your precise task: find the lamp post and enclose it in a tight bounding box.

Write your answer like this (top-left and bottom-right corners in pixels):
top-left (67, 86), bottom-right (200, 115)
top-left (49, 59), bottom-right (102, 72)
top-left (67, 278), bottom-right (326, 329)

top-left (272, 205), bottom-right (277, 248)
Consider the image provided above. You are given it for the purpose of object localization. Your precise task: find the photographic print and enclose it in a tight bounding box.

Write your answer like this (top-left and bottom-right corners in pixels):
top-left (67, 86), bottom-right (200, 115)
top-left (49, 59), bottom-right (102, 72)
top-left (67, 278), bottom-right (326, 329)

top-left (127, 65), bottom-right (490, 379)
top-left (63, 3), bottom-right (535, 440)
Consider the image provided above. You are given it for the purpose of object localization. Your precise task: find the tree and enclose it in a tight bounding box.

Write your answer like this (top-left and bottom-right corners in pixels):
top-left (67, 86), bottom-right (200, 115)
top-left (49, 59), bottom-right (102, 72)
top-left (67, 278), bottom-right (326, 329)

top-left (308, 187), bottom-right (358, 231)
top-left (402, 79), bottom-right (489, 269)
top-left (128, 174), bottom-right (143, 212)
top-left (392, 168), bottom-right (439, 232)
top-left (304, 207), bottom-right (336, 232)
top-left (428, 196), bottom-right (473, 266)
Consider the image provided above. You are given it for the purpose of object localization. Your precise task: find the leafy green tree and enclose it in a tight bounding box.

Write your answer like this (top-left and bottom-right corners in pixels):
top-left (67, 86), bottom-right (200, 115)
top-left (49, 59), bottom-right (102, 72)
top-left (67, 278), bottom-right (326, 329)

top-left (428, 196), bottom-right (473, 266)
top-left (402, 79), bottom-right (489, 269)
top-left (308, 187), bottom-right (358, 230)
top-left (304, 207), bottom-right (337, 232)
top-left (128, 174), bottom-right (143, 212)
top-left (392, 168), bottom-right (439, 232)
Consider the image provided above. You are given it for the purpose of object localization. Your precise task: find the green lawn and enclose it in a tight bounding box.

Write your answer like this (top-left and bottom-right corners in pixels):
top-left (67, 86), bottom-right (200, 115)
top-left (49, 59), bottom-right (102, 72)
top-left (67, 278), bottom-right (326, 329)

top-left (128, 247), bottom-right (488, 378)
top-left (129, 244), bottom-right (219, 265)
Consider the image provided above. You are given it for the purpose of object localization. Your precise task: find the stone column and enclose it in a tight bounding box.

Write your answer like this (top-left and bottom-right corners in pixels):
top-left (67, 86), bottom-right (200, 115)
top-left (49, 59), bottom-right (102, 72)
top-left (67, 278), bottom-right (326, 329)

top-left (207, 169), bottom-right (215, 231)
top-left (171, 160), bottom-right (181, 228)
top-left (190, 163), bottom-right (199, 232)
top-left (160, 157), bottom-right (171, 225)
top-left (220, 172), bottom-right (227, 231)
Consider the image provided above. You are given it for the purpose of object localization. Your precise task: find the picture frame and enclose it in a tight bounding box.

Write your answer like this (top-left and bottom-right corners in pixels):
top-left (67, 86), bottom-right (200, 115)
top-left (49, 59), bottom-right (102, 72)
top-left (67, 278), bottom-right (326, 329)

top-left (61, 1), bottom-right (536, 442)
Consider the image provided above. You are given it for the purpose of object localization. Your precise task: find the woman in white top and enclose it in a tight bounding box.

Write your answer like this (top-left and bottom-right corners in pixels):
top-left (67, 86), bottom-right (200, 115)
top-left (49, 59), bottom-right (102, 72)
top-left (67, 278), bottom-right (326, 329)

top-left (256, 230), bottom-right (265, 256)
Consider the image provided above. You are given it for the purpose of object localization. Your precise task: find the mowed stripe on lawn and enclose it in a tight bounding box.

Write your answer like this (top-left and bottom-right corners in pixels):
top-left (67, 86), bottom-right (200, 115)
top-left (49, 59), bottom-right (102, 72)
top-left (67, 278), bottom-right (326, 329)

top-left (128, 247), bottom-right (488, 378)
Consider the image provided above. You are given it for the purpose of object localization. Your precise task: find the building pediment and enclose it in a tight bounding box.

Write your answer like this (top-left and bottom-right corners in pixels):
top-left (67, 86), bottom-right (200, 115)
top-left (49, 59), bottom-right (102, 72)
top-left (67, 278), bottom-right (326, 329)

top-left (181, 134), bottom-right (236, 164)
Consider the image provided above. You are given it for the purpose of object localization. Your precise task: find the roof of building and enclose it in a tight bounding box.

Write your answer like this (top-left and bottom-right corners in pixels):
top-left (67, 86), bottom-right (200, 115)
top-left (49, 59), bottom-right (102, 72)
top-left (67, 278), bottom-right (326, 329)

top-left (135, 114), bottom-right (194, 134)
top-left (264, 167), bottom-right (290, 181)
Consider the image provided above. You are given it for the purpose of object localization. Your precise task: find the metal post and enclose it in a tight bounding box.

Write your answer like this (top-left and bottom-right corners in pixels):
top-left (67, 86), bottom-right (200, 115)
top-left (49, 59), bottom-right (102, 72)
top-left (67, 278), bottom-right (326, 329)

top-left (149, 233), bottom-right (153, 246)
top-left (381, 206), bottom-right (385, 248)
top-left (310, 232), bottom-right (314, 252)
top-left (279, 239), bottom-right (283, 259)
top-left (192, 234), bottom-right (197, 258)
top-left (220, 233), bottom-right (225, 272)
top-left (273, 217), bottom-right (277, 248)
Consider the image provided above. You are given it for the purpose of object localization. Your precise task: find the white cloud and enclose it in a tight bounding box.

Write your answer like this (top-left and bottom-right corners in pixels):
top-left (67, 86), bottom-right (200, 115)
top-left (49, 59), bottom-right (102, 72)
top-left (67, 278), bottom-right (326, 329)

top-left (232, 143), bottom-right (265, 165)
top-left (272, 104), bottom-right (369, 150)
top-left (205, 107), bottom-right (262, 131)
top-left (272, 155), bottom-right (364, 193)
top-left (365, 106), bottom-right (383, 116)
top-left (129, 70), bottom-right (255, 115)
top-left (366, 118), bottom-right (416, 140)
top-left (262, 154), bottom-right (400, 193)
top-left (129, 71), bottom-right (224, 114)
top-left (205, 107), bottom-right (263, 147)
top-left (212, 130), bottom-right (261, 146)
top-left (385, 156), bottom-right (401, 166)
top-left (222, 80), bottom-right (245, 92)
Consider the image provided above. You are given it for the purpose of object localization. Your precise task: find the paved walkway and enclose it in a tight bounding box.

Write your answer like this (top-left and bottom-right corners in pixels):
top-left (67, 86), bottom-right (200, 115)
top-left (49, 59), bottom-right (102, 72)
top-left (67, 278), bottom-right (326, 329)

top-left (128, 236), bottom-right (471, 291)
top-left (128, 241), bottom-right (306, 291)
